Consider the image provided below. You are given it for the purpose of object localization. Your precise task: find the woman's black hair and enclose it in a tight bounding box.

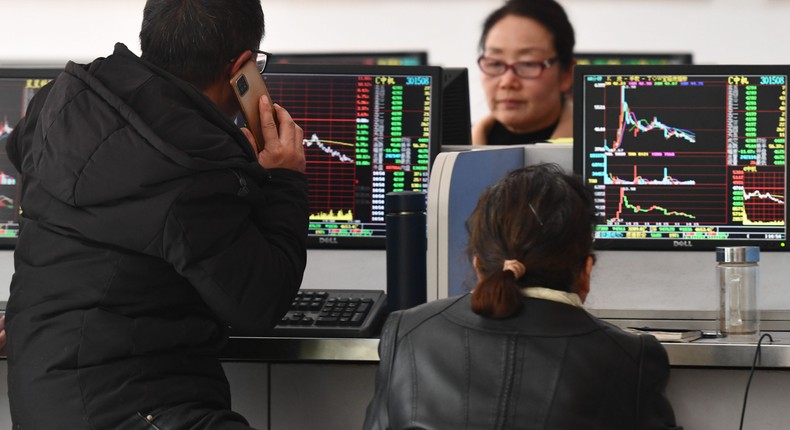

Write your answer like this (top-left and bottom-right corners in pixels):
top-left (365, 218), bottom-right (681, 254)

top-left (466, 163), bottom-right (596, 318)
top-left (479, 0), bottom-right (575, 70)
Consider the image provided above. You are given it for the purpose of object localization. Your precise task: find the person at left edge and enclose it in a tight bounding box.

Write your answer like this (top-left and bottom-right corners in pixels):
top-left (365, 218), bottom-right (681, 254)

top-left (4, 0), bottom-right (307, 428)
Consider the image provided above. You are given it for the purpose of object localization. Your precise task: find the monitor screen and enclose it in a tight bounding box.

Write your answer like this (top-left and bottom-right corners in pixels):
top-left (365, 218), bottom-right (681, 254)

top-left (271, 51), bottom-right (428, 67)
top-left (575, 52), bottom-right (693, 66)
top-left (0, 68), bottom-right (61, 248)
top-left (574, 65), bottom-right (788, 251)
top-left (262, 64), bottom-right (445, 248)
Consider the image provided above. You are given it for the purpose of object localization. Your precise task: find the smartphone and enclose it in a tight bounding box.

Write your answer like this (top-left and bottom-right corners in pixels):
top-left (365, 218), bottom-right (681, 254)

top-left (230, 60), bottom-right (275, 154)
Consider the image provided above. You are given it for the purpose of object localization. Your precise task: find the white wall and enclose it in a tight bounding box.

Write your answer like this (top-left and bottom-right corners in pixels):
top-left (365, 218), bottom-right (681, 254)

top-left (2, 0), bottom-right (790, 303)
top-left (4, 0), bottom-right (790, 124)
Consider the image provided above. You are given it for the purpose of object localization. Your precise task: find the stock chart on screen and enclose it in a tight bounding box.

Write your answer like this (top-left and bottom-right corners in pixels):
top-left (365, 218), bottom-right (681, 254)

top-left (262, 64), bottom-right (440, 248)
top-left (574, 65), bottom-right (787, 250)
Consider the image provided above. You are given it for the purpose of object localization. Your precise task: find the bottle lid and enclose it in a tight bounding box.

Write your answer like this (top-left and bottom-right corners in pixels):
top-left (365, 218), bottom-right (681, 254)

top-left (385, 191), bottom-right (426, 213)
top-left (716, 246), bottom-right (760, 263)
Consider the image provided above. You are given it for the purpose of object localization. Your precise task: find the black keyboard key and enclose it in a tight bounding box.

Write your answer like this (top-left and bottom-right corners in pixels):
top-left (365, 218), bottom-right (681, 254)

top-left (316, 316), bottom-right (339, 326)
top-left (350, 312), bottom-right (365, 326)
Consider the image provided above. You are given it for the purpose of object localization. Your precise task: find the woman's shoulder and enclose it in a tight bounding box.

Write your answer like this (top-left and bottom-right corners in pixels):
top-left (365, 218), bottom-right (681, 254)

top-left (388, 295), bottom-right (470, 338)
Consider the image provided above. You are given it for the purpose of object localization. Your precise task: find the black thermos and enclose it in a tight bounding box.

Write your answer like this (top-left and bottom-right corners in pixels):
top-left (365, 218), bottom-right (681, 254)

top-left (385, 191), bottom-right (427, 312)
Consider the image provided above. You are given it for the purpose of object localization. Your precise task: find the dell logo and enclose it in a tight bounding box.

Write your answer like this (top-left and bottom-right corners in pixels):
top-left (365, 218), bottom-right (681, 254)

top-left (319, 237), bottom-right (339, 244)
top-left (673, 240), bottom-right (694, 248)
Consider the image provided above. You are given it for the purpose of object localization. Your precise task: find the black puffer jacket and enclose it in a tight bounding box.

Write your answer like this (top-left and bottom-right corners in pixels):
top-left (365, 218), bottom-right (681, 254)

top-left (5, 43), bottom-right (308, 429)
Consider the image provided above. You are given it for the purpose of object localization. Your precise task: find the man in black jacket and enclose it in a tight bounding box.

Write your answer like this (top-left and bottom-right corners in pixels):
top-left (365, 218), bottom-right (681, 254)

top-left (5, 1), bottom-right (307, 429)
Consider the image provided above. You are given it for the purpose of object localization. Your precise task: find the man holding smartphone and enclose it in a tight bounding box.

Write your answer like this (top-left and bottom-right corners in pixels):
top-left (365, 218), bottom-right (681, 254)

top-left (5, 1), bottom-right (306, 429)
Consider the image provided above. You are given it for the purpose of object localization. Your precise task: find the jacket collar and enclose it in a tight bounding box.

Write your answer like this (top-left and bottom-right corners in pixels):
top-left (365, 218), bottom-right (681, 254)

top-left (441, 293), bottom-right (602, 337)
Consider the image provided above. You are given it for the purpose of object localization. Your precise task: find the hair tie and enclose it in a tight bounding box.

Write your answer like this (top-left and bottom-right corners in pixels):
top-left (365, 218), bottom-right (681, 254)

top-left (502, 259), bottom-right (526, 279)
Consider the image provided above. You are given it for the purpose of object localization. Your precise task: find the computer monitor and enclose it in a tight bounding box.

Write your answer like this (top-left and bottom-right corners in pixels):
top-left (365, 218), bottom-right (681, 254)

top-left (439, 67), bottom-right (472, 147)
top-left (271, 51), bottom-right (428, 67)
top-left (575, 52), bottom-right (693, 66)
top-left (0, 67), bottom-right (61, 248)
top-left (574, 65), bottom-right (788, 251)
top-left (262, 64), bottom-right (453, 248)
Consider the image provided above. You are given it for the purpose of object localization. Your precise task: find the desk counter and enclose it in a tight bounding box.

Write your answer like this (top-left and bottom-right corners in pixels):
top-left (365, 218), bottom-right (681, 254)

top-left (222, 332), bottom-right (790, 368)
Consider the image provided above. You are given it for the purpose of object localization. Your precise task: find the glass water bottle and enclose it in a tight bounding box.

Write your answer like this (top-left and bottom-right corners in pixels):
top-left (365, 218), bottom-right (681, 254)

top-left (716, 246), bottom-right (760, 336)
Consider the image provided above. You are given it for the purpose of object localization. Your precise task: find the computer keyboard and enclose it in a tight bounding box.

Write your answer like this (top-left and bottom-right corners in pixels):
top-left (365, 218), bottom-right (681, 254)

top-left (265, 289), bottom-right (388, 338)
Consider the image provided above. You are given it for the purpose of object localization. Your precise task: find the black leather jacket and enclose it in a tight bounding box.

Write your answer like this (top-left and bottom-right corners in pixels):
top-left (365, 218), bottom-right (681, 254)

top-left (364, 294), bottom-right (682, 430)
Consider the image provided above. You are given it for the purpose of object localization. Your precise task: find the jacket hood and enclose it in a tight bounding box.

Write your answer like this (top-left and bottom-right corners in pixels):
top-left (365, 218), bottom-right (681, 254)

top-left (25, 43), bottom-right (259, 208)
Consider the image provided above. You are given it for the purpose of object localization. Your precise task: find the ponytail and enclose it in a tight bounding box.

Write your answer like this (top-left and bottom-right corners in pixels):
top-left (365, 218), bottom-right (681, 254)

top-left (471, 270), bottom-right (523, 319)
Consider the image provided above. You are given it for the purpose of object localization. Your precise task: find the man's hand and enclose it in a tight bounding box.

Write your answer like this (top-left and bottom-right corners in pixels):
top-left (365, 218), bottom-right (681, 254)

top-left (243, 95), bottom-right (305, 173)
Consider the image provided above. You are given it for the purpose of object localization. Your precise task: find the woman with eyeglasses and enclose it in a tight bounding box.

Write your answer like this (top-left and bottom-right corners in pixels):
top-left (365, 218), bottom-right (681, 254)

top-left (472, 0), bottom-right (575, 146)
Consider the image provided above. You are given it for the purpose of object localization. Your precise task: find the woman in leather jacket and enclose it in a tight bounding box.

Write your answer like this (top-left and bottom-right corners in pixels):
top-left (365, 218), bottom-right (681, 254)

top-left (363, 164), bottom-right (682, 430)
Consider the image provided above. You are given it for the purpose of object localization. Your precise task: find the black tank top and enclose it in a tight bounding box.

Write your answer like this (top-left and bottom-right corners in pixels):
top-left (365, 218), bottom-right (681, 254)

top-left (487, 119), bottom-right (558, 145)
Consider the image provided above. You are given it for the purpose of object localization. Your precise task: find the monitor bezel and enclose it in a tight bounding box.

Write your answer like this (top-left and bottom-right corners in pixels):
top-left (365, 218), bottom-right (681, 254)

top-left (574, 52), bottom-right (693, 65)
top-left (573, 64), bottom-right (790, 252)
top-left (0, 68), bottom-right (63, 79)
top-left (0, 67), bottom-right (62, 249)
top-left (270, 51), bottom-right (429, 66)
top-left (263, 64), bottom-right (443, 249)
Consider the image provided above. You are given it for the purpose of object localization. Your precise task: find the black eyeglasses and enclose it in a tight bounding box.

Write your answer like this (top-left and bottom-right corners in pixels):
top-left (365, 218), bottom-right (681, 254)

top-left (231, 49), bottom-right (272, 74)
top-left (477, 56), bottom-right (557, 79)
top-left (253, 50), bottom-right (271, 74)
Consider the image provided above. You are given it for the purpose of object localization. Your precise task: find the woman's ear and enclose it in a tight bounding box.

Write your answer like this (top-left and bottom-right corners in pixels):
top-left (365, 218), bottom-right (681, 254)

top-left (575, 255), bottom-right (594, 303)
